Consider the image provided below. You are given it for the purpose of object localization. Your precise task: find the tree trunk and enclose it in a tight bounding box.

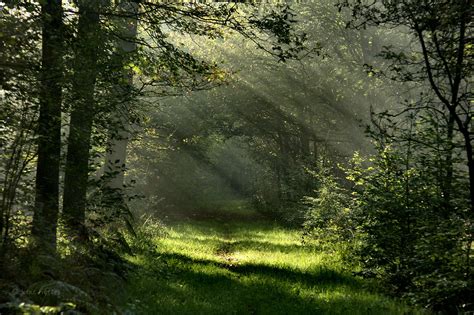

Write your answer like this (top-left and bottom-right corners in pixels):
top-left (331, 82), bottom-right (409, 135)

top-left (31, 0), bottom-right (64, 252)
top-left (104, 1), bottom-right (137, 191)
top-left (105, 122), bottom-right (129, 190)
top-left (464, 130), bottom-right (474, 213)
top-left (62, 1), bottom-right (101, 241)
top-left (442, 113), bottom-right (455, 215)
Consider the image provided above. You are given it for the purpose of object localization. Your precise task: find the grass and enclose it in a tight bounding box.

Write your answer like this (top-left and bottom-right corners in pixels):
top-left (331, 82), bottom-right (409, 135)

top-left (122, 209), bottom-right (424, 314)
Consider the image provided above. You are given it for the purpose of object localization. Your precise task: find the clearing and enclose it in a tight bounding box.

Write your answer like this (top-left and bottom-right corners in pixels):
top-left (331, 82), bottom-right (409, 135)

top-left (122, 209), bottom-right (421, 314)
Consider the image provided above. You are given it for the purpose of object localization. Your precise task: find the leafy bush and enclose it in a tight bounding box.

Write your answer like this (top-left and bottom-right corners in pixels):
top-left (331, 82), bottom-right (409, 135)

top-left (302, 131), bottom-right (472, 313)
top-left (302, 163), bottom-right (353, 244)
top-left (347, 146), bottom-right (473, 312)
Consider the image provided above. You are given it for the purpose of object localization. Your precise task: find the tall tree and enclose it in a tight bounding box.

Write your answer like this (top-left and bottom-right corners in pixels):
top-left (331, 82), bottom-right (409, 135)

top-left (339, 0), bottom-right (473, 212)
top-left (31, 0), bottom-right (64, 252)
top-left (0, 2), bottom-right (40, 252)
top-left (60, 1), bottom-right (306, 240)
top-left (99, 2), bottom-right (308, 206)
top-left (336, 0), bottom-right (473, 309)
top-left (103, 0), bottom-right (138, 192)
top-left (62, 0), bottom-right (103, 241)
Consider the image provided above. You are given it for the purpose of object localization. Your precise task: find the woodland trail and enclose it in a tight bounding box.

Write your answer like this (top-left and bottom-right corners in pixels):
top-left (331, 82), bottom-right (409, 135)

top-left (122, 209), bottom-right (421, 315)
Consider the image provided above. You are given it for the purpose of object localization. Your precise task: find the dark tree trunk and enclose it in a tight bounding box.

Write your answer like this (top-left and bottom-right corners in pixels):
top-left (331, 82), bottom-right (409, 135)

top-left (442, 113), bottom-right (455, 215)
top-left (464, 131), bottom-right (474, 213)
top-left (62, 1), bottom-right (101, 241)
top-left (31, 0), bottom-right (64, 252)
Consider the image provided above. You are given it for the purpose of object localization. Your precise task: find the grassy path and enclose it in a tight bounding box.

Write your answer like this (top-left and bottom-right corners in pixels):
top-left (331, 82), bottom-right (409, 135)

top-left (123, 210), bottom-right (421, 314)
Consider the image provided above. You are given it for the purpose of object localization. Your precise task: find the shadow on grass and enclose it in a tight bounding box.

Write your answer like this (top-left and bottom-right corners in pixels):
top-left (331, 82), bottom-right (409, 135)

top-left (159, 252), bottom-right (359, 289)
top-left (164, 234), bottom-right (319, 257)
top-left (128, 252), bottom-right (409, 315)
top-left (158, 208), bottom-right (267, 224)
top-left (231, 239), bottom-right (306, 253)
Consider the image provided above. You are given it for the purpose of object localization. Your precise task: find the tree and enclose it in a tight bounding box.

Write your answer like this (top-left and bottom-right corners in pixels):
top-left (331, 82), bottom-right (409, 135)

top-left (103, 0), bottom-right (138, 192)
top-left (62, 0), bottom-right (104, 241)
top-left (31, 0), bottom-right (64, 252)
top-left (2, 0), bottom-right (307, 253)
top-left (338, 0), bottom-right (473, 213)
top-left (140, 0), bottom-right (397, 219)
top-left (0, 2), bottom-right (40, 254)
top-left (57, 1), bottom-right (307, 243)
top-left (337, 0), bottom-right (473, 310)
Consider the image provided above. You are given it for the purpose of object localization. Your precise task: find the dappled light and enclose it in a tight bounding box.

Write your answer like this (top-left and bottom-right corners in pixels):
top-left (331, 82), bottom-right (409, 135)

top-left (125, 211), bottom-right (419, 314)
top-left (1, 0), bottom-right (471, 313)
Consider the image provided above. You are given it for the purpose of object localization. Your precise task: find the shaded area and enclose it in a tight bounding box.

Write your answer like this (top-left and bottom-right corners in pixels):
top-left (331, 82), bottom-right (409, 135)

top-left (158, 251), bottom-right (359, 288)
top-left (159, 207), bottom-right (268, 224)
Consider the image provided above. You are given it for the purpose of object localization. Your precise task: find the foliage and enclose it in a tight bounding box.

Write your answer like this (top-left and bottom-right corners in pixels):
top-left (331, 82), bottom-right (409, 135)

top-left (1, 301), bottom-right (77, 315)
top-left (1, 0), bottom-right (311, 310)
top-left (347, 138), bottom-right (472, 312)
top-left (0, 4), bottom-right (39, 254)
top-left (2, 0), bottom-right (470, 313)
top-left (301, 105), bottom-right (472, 312)
top-left (0, 249), bottom-right (121, 313)
top-left (26, 280), bottom-right (91, 311)
top-left (125, 214), bottom-right (167, 256)
top-left (302, 161), bottom-right (354, 245)
top-left (132, 0), bottom-right (402, 224)
top-left (325, 1), bottom-right (474, 312)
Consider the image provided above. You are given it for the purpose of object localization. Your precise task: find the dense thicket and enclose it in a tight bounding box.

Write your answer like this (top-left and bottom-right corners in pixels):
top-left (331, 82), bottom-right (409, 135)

top-left (303, 1), bottom-right (473, 312)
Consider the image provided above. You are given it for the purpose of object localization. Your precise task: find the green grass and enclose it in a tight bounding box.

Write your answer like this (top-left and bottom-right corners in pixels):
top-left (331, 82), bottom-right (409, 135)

top-left (122, 210), bottom-right (424, 314)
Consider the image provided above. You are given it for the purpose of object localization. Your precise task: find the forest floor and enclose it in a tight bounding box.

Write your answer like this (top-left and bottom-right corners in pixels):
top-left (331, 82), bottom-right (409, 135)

top-left (121, 208), bottom-right (422, 314)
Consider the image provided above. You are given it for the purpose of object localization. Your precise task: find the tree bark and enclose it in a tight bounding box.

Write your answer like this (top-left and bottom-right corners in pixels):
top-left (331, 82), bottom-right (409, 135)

top-left (104, 1), bottom-right (137, 191)
top-left (62, 1), bottom-right (101, 241)
top-left (31, 0), bottom-right (64, 252)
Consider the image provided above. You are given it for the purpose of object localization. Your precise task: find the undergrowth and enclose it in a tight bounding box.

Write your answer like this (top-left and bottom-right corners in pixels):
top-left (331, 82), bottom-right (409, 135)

top-left (0, 216), bottom-right (163, 314)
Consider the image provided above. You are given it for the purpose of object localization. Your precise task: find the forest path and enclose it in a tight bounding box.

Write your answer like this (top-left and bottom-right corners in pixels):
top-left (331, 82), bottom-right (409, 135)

top-left (122, 209), bottom-right (420, 314)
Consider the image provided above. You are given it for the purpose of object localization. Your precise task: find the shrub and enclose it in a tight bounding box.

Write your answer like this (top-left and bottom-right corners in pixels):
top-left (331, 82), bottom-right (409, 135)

top-left (302, 164), bottom-right (354, 244)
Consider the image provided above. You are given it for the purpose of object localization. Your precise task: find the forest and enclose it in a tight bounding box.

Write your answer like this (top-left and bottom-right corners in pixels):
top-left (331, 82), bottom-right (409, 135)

top-left (0, 0), bottom-right (472, 314)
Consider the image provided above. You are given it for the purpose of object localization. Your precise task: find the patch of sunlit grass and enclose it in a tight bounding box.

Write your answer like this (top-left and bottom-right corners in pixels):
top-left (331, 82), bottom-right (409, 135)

top-left (122, 212), bottom-right (426, 314)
